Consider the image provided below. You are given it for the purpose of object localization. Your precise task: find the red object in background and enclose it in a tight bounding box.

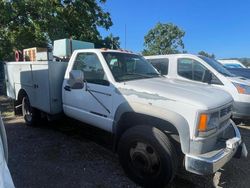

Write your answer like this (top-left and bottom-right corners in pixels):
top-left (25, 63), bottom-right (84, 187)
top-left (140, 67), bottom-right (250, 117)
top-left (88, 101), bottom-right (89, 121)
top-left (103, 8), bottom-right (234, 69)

top-left (15, 50), bottom-right (23, 62)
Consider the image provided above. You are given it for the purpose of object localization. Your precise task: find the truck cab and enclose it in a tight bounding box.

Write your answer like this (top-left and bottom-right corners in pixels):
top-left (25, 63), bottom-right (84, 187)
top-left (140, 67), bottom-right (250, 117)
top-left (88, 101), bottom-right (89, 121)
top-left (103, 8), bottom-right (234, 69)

top-left (5, 49), bottom-right (247, 187)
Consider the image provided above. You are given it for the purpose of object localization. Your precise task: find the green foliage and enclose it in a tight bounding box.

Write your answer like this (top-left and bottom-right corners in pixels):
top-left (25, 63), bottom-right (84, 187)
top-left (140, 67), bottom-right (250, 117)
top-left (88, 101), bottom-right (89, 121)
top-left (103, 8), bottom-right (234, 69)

top-left (198, 51), bottom-right (215, 59)
top-left (239, 58), bottom-right (250, 67)
top-left (0, 0), bottom-right (113, 61)
top-left (101, 34), bottom-right (120, 49)
top-left (142, 23), bottom-right (185, 56)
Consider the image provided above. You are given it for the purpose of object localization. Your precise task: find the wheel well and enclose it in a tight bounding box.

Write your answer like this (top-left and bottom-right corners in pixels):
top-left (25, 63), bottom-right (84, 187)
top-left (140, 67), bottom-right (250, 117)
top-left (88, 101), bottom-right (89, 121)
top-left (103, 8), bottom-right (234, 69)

top-left (17, 89), bottom-right (28, 104)
top-left (113, 112), bottom-right (181, 153)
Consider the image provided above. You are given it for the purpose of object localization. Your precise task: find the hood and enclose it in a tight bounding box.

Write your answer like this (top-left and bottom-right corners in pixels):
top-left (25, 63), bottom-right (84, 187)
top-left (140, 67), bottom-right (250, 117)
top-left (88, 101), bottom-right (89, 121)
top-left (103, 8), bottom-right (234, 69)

top-left (227, 76), bottom-right (250, 85)
top-left (120, 77), bottom-right (233, 110)
top-left (227, 68), bottom-right (250, 79)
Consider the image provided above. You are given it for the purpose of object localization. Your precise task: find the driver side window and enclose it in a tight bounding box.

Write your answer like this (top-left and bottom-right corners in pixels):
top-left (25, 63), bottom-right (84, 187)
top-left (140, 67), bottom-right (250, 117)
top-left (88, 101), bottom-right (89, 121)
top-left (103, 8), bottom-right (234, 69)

top-left (177, 58), bottom-right (222, 84)
top-left (73, 53), bottom-right (109, 86)
top-left (177, 58), bottom-right (207, 81)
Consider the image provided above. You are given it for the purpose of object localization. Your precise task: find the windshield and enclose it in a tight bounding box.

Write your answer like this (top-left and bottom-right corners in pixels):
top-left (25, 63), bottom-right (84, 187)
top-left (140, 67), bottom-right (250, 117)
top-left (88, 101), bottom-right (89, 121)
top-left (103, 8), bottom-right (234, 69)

top-left (102, 52), bottom-right (160, 82)
top-left (199, 56), bottom-right (235, 77)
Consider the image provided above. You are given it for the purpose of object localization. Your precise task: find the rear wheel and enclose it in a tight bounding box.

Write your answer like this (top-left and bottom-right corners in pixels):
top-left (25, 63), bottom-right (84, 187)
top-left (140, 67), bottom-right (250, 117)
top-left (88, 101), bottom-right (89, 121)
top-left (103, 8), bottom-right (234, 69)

top-left (118, 125), bottom-right (178, 187)
top-left (22, 96), bottom-right (40, 126)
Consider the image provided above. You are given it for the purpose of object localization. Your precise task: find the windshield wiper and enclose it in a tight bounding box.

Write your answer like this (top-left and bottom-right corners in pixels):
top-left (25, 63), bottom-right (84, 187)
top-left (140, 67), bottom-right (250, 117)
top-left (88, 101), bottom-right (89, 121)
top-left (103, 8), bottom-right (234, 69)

top-left (146, 72), bottom-right (161, 77)
top-left (124, 73), bottom-right (154, 78)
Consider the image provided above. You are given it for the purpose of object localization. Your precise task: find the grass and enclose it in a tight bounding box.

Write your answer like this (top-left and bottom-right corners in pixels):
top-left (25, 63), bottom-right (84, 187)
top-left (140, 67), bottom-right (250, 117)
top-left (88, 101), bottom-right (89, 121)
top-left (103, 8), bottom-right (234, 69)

top-left (1, 111), bottom-right (14, 117)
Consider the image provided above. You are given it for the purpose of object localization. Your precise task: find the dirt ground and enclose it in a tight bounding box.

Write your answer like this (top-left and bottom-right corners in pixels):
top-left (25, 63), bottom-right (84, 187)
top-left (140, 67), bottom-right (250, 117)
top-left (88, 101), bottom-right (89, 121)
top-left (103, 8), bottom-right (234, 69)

top-left (1, 96), bottom-right (250, 188)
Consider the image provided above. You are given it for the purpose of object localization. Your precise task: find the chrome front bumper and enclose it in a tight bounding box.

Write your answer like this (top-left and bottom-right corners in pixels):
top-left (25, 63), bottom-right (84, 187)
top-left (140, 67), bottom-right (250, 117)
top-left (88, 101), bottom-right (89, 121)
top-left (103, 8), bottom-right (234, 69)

top-left (185, 121), bottom-right (248, 175)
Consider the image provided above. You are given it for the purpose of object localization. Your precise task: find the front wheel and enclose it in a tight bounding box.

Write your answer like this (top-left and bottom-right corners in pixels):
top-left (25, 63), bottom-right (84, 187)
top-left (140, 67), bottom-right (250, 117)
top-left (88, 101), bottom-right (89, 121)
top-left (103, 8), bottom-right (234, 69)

top-left (118, 125), bottom-right (178, 187)
top-left (22, 96), bottom-right (40, 126)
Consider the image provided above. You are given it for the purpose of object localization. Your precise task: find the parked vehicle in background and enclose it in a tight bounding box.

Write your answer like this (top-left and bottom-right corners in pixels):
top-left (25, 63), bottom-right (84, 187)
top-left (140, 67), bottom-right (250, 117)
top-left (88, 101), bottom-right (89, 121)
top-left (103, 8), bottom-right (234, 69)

top-left (4, 41), bottom-right (247, 187)
top-left (145, 54), bottom-right (250, 122)
top-left (226, 68), bottom-right (250, 79)
top-left (0, 114), bottom-right (15, 188)
top-left (218, 59), bottom-right (247, 68)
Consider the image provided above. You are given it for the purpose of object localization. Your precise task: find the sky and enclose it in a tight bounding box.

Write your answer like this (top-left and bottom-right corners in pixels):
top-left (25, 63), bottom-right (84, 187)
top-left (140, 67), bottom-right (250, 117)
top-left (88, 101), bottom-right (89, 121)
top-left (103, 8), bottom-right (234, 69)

top-left (99, 0), bottom-right (250, 58)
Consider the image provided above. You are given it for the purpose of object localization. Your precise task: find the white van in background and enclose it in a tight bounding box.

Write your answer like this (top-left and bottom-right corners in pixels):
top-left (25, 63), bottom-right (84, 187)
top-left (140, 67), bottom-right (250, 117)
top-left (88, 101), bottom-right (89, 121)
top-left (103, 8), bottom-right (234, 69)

top-left (145, 54), bottom-right (250, 121)
top-left (218, 59), bottom-right (246, 69)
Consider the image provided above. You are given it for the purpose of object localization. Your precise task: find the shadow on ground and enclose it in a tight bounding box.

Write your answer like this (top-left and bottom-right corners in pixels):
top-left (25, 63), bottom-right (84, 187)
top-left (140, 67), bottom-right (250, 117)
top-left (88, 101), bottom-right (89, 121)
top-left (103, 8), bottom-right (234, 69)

top-left (3, 117), bottom-right (214, 188)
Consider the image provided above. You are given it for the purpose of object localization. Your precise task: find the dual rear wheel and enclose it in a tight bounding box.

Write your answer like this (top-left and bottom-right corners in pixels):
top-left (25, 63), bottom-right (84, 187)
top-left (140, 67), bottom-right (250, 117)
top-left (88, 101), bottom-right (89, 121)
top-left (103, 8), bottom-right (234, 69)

top-left (118, 125), bottom-right (178, 187)
top-left (22, 96), bottom-right (40, 126)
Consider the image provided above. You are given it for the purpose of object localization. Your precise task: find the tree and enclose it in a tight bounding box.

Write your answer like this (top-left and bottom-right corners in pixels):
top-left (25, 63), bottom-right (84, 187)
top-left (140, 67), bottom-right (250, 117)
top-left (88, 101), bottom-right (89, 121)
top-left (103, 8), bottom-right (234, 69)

top-left (101, 34), bottom-right (120, 49)
top-left (237, 58), bottom-right (250, 67)
top-left (0, 0), bottom-right (113, 61)
top-left (198, 51), bottom-right (215, 59)
top-left (142, 23), bottom-right (185, 55)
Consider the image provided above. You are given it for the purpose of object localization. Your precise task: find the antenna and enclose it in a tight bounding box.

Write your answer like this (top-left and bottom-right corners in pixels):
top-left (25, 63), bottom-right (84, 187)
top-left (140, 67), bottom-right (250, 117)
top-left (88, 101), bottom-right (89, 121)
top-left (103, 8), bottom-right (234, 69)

top-left (125, 24), bottom-right (127, 49)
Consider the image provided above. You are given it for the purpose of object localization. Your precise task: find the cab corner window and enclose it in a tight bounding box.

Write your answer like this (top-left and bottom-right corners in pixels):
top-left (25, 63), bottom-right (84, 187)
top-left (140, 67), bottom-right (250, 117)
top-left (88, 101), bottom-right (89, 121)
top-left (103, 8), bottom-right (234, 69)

top-left (211, 74), bottom-right (223, 85)
top-left (73, 53), bottom-right (109, 86)
top-left (148, 58), bottom-right (169, 75)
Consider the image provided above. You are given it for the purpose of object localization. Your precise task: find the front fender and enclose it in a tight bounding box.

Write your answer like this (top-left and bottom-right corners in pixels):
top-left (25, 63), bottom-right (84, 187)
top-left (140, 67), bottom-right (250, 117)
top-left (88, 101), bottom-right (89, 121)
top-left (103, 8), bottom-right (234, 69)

top-left (113, 102), bottom-right (190, 154)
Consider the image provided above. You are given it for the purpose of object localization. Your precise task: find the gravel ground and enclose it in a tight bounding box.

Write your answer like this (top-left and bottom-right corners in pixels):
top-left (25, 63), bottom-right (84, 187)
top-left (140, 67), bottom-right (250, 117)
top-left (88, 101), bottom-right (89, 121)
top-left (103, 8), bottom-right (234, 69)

top-left (1, 96), bottom-right (250, 188)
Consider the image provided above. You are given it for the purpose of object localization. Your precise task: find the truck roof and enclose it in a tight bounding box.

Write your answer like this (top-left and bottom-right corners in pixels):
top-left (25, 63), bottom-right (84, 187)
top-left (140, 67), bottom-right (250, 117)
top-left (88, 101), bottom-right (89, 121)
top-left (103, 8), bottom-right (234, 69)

top-left (144, 53), bottom-right (200, 59)
top-left (73, 48), bottom-right (136, 54)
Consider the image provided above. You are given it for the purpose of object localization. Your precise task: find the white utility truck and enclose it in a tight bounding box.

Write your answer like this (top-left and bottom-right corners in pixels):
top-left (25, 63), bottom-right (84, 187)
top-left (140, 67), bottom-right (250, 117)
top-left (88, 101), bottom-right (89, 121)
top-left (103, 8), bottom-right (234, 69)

top-left (145, 54), bottom-right (250, 123)
top-left (5, 48), bottom-right (247, 187)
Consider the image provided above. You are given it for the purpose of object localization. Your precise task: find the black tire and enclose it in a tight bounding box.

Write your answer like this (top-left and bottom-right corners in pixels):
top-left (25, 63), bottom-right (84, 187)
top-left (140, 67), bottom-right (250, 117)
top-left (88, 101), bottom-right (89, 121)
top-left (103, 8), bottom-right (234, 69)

top-left (118, 125), bottom-right (178, 188)
top-left (22, 96), bottom-right (40, 126)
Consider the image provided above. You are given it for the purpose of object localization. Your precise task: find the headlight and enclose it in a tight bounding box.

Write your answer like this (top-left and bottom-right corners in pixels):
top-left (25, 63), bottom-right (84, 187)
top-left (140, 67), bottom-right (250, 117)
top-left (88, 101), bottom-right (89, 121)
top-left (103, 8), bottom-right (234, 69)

top-left (197, 112), bottom-right (219, 136)
top-left (233, 82), bottom-right (250, 95)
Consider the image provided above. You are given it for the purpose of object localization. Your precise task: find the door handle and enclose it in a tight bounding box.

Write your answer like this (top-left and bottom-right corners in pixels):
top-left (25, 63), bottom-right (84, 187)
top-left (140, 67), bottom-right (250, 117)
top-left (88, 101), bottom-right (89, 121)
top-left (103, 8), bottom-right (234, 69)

top-left (64, 85), bottom-right (71, 91)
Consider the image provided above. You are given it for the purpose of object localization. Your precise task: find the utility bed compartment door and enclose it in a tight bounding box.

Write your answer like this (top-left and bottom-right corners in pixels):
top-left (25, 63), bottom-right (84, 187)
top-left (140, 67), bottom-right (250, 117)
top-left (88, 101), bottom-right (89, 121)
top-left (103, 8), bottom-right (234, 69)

top-left (31, 62), bottom-right (67, 114)
top-left (31, 64), bottom-right (50, 113)
top-left (5, 63), bottom-right (34, 101)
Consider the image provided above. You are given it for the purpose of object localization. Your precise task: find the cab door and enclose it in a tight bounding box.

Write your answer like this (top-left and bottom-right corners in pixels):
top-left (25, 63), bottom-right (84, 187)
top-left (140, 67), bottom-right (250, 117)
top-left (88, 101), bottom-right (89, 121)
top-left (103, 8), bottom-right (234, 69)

top-left (63, 52), bottom-right (114, 132)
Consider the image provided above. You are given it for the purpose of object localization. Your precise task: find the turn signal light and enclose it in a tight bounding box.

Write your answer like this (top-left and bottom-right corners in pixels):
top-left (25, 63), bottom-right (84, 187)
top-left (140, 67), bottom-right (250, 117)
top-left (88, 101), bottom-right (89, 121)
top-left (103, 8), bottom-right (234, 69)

top-left (236, 85), bottom-right (246, 94)
top-left (198, 114), bottom-right (208, 132)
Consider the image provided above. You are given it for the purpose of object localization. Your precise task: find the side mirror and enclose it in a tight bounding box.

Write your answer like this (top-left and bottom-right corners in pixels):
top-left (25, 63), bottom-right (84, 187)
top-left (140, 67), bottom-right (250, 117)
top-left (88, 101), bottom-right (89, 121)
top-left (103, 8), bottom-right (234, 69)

top-left (203, 70), bottom-right (212, 84)
top-left (68, 70), bottom-right (84, 89)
